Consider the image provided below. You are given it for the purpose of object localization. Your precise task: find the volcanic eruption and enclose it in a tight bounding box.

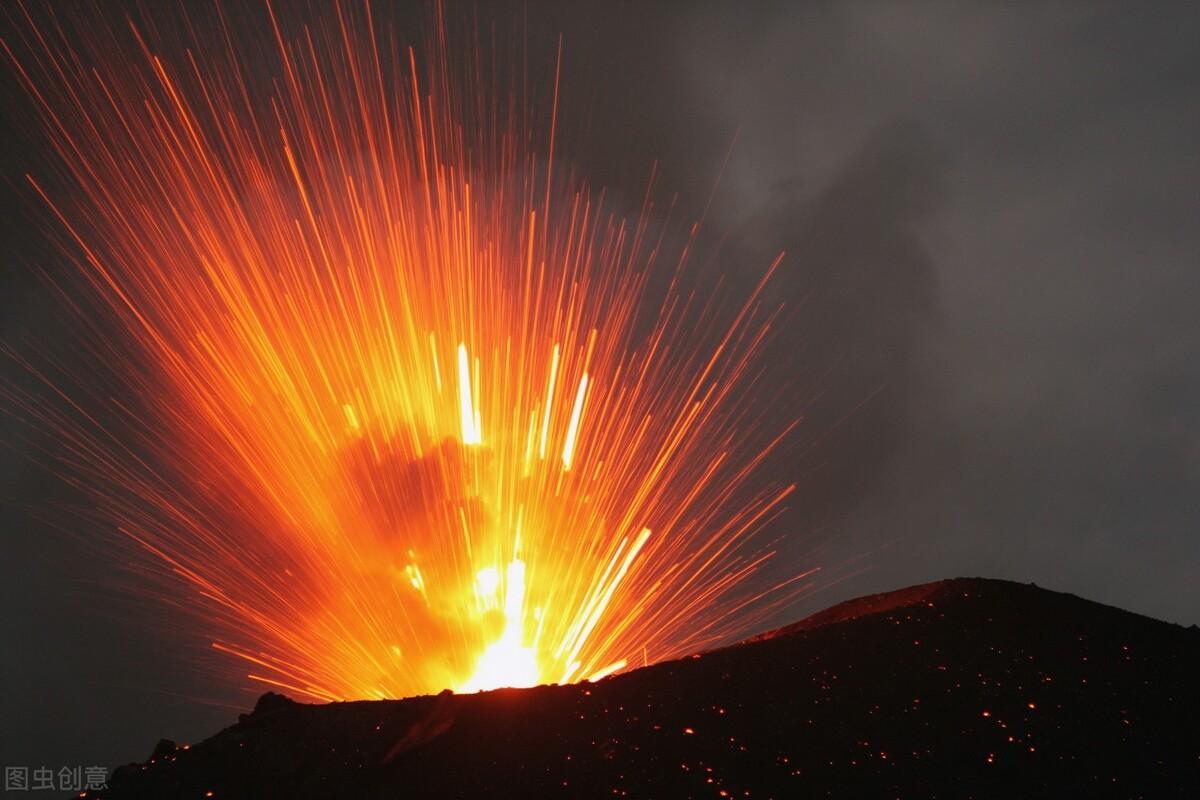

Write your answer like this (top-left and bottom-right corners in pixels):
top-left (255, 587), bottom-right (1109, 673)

top-left (2, 1), bottom-right (809, 703)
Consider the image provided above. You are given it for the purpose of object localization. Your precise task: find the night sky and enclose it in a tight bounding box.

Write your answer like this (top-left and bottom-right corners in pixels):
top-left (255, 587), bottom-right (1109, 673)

top-left (3, 0), bottom-right (1198, 775)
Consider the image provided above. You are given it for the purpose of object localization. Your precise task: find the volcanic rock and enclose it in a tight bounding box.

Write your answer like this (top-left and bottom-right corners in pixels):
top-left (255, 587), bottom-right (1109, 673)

top-left (90, 578), bottom-right (1200, 798)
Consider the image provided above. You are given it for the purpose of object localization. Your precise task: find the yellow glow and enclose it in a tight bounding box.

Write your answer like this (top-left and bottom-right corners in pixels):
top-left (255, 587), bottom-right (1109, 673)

top-left (459, 559), bottom-right (539, 692)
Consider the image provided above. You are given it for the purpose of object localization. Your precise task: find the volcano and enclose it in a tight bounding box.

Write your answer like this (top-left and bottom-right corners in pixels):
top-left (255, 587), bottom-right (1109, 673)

top-left (94, 578), bottom-right (1199, 798)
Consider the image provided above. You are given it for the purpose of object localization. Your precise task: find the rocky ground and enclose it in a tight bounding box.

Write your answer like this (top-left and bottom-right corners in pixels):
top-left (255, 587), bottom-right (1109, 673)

top-left (90, 578), bottom-right (1200, 798)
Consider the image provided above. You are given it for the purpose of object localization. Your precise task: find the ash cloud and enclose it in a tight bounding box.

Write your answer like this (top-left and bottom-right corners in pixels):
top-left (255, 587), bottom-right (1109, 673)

top-left (526, 0), bottom-right (1200, 625)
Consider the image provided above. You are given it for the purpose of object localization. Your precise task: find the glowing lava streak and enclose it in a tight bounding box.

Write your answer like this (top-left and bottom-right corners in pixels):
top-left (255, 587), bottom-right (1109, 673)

top-left (457, 343), bottom-right (482, 447)
top-left (1, 1), bottom-right (812, 700)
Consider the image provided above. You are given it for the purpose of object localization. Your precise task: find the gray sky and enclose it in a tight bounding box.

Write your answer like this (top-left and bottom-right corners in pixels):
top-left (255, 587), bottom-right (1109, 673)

top-left (549, 0), bottom-right (1200, 624)
top-left (3, 0), bottom-right (1198, 774)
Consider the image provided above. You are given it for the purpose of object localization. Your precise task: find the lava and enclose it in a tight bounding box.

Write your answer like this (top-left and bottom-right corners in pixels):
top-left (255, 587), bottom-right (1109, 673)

top-left (2, 1), bottom-right (808, 700)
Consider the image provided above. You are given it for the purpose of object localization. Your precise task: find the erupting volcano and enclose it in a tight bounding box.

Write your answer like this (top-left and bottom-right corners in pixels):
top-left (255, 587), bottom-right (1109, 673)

top-left (3, 2), bottom-right (808, 702)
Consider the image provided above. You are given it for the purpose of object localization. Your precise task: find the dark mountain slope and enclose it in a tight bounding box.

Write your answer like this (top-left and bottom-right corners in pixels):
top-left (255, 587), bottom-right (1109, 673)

top-left (93, 578), bottom-right (1200, 799)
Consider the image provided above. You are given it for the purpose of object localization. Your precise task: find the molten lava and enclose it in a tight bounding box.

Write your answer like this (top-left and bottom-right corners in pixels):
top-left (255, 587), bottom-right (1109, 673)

top-left (2, 1), bottom-right (810, 700)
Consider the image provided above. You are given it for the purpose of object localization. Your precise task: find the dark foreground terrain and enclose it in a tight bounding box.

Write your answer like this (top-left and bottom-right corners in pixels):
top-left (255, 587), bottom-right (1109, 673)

top-left (92, 578), bottom-right (1199, 798)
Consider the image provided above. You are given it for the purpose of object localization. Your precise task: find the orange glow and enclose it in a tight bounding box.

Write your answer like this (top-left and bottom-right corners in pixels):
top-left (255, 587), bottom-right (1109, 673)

top-left (3, 2), bottom-right (811, 700)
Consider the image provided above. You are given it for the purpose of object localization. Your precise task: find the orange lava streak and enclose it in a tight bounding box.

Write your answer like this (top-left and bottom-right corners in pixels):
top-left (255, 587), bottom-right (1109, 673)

top-left (3, 1), bottom-right (808, 700)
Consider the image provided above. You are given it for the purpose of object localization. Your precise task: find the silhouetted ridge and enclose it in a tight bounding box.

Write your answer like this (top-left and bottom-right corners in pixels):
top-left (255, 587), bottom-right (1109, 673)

top-left (96, 577), bottom-right (1200, 799)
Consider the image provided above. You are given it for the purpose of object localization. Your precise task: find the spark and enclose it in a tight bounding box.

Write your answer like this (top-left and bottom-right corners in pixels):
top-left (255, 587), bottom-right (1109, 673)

top-left (2, 0), bottom-right (809, 700)
top-left (539, 344), bottom-right (560, 460)
top-left (562, 373), bottom-right (588, 470)
top-left (457, 342), bottom-right (481, 446)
